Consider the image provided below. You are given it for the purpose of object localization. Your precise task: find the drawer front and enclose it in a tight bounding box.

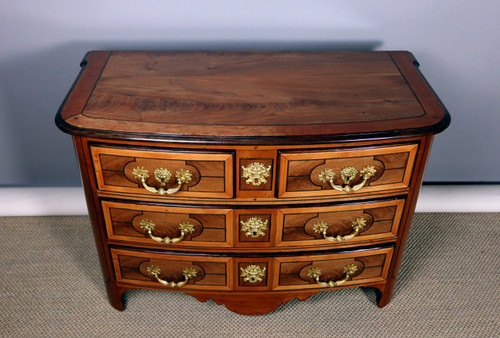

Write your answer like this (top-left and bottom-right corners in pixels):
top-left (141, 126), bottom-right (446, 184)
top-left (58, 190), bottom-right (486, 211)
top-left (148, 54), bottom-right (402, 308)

top-left (278, 144), bottom-right (418, 198)
top-left (233, 199), bottom-right (404, 249)
top-left (91, 146), bottom-right (233, 198)
top-left (111, 247), bottom-right (392, 293)
top-left (111, 248), bottom-right (233, 291)
top-left (103, 200), bottom-right (402, 251)
top-left (276, 199), bottom-right (405, 248)
top-left (102, 200), bottom-right (234, 248)
top-left (273, 247), bottom-right (393, 290)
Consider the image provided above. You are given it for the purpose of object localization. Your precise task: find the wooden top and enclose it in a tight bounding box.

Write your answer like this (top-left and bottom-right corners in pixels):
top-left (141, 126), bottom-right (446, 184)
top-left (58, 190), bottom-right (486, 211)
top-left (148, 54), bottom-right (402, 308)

top-left (56, 51), bottom-right (450, 144)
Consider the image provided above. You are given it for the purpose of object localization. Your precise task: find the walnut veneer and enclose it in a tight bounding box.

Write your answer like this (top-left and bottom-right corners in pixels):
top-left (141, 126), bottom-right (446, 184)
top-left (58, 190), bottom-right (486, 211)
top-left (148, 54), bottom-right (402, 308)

top-left (56, 51), bottom-right (449, 315)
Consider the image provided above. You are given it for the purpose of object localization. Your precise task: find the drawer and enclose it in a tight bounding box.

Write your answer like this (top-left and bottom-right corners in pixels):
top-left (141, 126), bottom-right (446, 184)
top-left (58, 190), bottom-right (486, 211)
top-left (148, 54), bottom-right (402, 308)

top-left (104, 199), bottom-right (404, 251)
top-left (111, 248), bottom-right (233, 291)
top-left (111, 247), bottom-right (392, 293)
top-left (234, 199), bottom-right (404, 249)
top-left (273, 247), bottom-right (393, 291)
top-left (91, 145), bottom-right (233, 198)
top-left (278, 144), bottom-right (418, 198)
top-left (275, 199), bottom-right (405, 248)
top-left (102, 200), bottom-right (233, 248)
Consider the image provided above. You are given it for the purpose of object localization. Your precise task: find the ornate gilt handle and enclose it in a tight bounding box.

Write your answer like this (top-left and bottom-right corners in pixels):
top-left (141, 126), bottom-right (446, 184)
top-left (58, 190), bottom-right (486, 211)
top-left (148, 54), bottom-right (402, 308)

top-left (140, 219), bottom-right (195, 244)
top-left (147, 265), bottom-right (197, 288)
top-left (318, 165), bottom-right (376, 192)
top-left (307, 264), bottom-right (358, 287)
top-left (313, 217), bottom-right (366, 242)
top-left (132, 167), bottom-right (192, 195)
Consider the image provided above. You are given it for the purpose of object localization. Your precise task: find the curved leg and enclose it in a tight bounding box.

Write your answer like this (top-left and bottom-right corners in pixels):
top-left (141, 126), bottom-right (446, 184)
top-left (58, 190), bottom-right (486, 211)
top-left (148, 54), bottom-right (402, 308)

top-left (371, 277), bottom-right (396, 308)
top-left (106, 281), bottom-right (127, 311)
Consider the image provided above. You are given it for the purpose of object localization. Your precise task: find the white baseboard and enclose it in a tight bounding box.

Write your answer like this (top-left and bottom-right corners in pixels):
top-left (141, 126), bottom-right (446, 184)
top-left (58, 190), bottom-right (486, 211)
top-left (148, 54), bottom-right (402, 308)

top-left (0, 185), bottom-right (499, 216)
top-left (415, 185), bottom-right (500, 212)
top-left (0, 187), bottom-right (88, 216)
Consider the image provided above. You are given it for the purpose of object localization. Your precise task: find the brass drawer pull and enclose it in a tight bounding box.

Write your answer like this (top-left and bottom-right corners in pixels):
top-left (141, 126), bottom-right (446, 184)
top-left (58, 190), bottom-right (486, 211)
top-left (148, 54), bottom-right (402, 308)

top-left (240, 265), bottom-right (266, 283)
top-left (140, 219), bottom-right (195, 244)
top-left (307, 264), bottom-right (358, 287)
top-left (240, 217), bottom-right (269, 238)
top-left (241, 162), bottom-right (271, 186)
top-left (313, 217), bottom-right (366, 242)
top-left (318, 165), bottom-right (376, 192)
top-left (132, 167), bottom-right (192, 195)
top-left (147, 265), bottom-right (197, 288)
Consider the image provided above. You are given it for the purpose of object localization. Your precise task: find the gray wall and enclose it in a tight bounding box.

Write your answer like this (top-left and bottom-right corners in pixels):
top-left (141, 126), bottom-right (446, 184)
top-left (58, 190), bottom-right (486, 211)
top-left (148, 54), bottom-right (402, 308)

top-left (1, 0), bottom-right (498, 187)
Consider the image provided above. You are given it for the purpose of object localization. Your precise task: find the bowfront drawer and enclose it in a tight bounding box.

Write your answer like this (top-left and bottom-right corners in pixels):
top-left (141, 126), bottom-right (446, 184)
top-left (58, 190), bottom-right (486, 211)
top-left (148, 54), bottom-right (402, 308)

top-left (278, 144), bottom-right (418, 198)
top-left (91, 145), bottom-right (234, 198)
top-left (102, 200), bottom-right (233, 248)
top-left (111, 248), bottom-right (232, 290)
top-left (103, 199), bottom-right (403, 251)
top-left (275, 199), bottom-right (405, 248)
top-left (233, 199), bottom-right (405, 249)
top-left (273, 247), bottom-right (393, 291)
top-left (111, 247), bottom-right (392, 293)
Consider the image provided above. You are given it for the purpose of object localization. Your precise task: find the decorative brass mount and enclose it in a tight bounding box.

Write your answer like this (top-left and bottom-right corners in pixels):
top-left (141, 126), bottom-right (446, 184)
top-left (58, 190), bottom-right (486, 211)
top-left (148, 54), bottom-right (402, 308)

top-left (312, 217), bottom-right (367, 242)
top-left (307, 264), bottom-right (358, 287)
top-left (140, 219), bottom-right (195, 244)
top-left (146, 265), bottom-right (197, 288)
top-left (241, 162), bottom-right (271, 186)
top-left (318, 165), bottom-right (376, 192)
top-left (240, 217), bottom-right (269, 238)
top-left (132, 167), bottom-right (193, 195)
top-left (240, 265), bottom-right (267, 283)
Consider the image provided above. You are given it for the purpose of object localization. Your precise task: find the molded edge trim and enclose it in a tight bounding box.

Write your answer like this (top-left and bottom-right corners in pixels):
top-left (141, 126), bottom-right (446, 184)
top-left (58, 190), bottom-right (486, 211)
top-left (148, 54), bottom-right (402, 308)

top-left (55, 50), bottom-right (111, 131)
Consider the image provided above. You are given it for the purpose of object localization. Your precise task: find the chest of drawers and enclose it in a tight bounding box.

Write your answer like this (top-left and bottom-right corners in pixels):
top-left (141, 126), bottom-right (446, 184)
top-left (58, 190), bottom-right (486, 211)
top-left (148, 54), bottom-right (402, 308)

top-left (56, 51), bottom-right (449, 315)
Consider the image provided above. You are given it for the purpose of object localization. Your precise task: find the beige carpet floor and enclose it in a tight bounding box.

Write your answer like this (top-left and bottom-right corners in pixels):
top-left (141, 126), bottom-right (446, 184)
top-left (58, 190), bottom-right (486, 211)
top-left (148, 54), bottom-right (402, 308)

top-left (1, 213), bottom-right (499, 337)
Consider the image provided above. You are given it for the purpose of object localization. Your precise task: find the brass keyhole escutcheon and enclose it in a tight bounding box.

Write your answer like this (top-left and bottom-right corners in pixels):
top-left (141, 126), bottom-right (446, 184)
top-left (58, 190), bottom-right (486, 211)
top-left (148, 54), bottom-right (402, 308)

top-left (241, 162), bottom-right (271, 186)
top-left (240, 265), bottom-right (266, 283)
top-left (240, 217), bottom-right (269, 238)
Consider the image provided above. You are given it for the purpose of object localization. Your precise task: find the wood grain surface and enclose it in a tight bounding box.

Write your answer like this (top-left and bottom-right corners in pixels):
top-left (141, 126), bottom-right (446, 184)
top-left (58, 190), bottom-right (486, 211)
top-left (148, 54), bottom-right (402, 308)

top-left (57, 51), bottom-right (450, 143)
top-left (90, 145), bottom-right (234, 198)
top-left (278, 143), bottom-right (418, 198)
